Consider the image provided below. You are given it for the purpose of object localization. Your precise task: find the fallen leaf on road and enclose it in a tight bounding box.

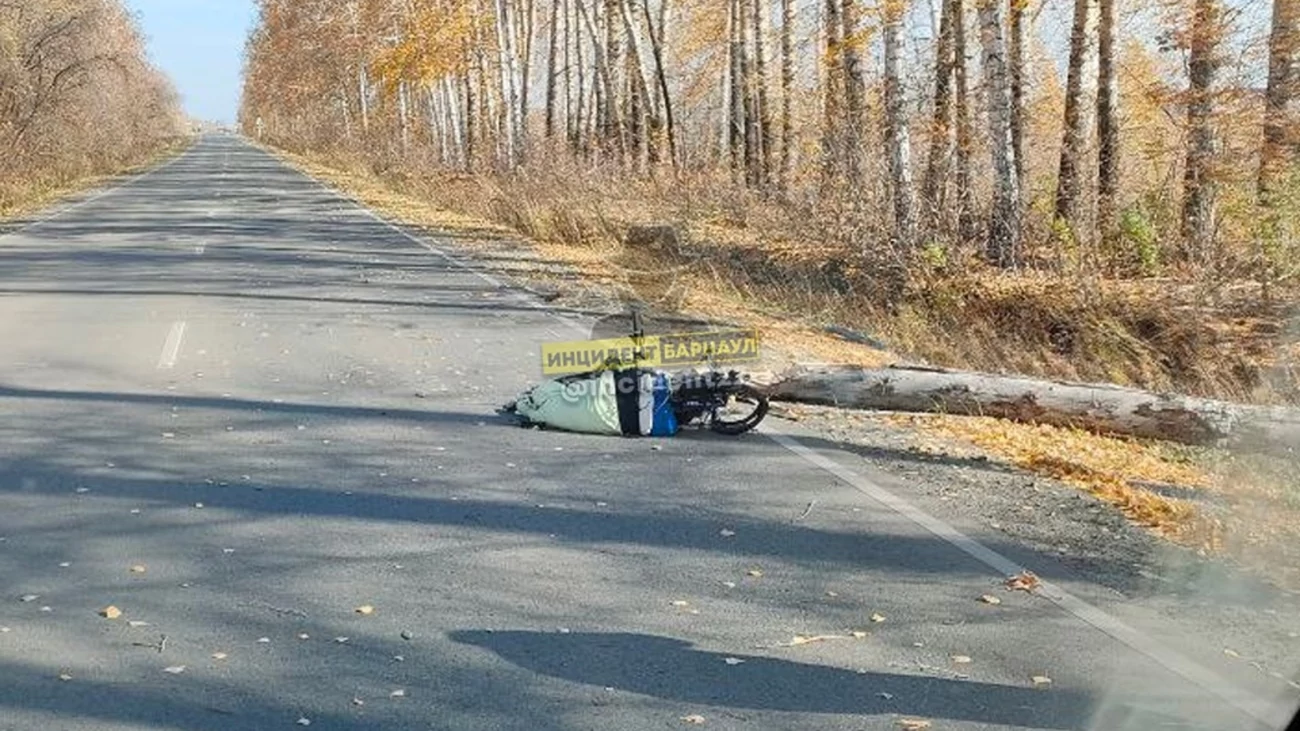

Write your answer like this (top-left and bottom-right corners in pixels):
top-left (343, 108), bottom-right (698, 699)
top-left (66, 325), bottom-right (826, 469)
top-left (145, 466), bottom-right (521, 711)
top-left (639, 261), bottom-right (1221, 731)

top-left (877, 692), bottom-right (894, 700)
top-left (851, 631), bottom-right (868, 639)
top-left (870, 613), bottom-right (886, 623)
top-left (57, 673), bottom-right (73, 682)
top-left (390, 689), bottom-right (406, 698)
top-left (1223, 648), bottom-right (1241, 658)
top-left (723, 657), bottom-right (744, 665)
top-left (129, 565), bottom-right (147, 574)
top-left (99, 606), bottom-right (122, 620)
top-left (212, 652), bottom-right (228, 660)
top-left (746, 569), bottom-right (763, 578)
top-left (400, 630), bottom-right (414, 641)
top-left (721, 581), bottom-right (736, 589)
top-left (680, 715), bottom-right (706, 724)
top-left (352, 698), bottom-right (365, 706)
top-left (978, 594), bottom-right (1002, 605)
top-left (765, 634), bottom-right (848, 648)
top-left (1005, 571), bottom-right (1041, 592)
top-left (825, 591), bottom-right (839, 598)
top-left (897, 718), bottom-right (931, 730)
top-left (355, 605), bottom-right (375, 615)
top-left (163, 666), bottom-right (186, 674)
top-left (951, 655), bottom-right (972, 664)
top-left (1032, 675), bottom-right (1053, 686)
top-left (296, 718), bottom-right (311, 726)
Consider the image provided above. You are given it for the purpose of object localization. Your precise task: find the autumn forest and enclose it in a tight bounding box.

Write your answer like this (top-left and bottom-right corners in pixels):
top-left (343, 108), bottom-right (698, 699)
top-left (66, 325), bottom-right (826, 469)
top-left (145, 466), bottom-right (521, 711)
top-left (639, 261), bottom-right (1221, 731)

top-left (1, 0), bottom-right (184, 210)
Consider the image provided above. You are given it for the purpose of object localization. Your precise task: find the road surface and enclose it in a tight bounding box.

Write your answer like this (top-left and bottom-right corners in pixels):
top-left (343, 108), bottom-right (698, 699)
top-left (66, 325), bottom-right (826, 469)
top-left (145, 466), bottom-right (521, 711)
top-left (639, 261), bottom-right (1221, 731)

top-left (0, 134), bottom-right (1295, 731)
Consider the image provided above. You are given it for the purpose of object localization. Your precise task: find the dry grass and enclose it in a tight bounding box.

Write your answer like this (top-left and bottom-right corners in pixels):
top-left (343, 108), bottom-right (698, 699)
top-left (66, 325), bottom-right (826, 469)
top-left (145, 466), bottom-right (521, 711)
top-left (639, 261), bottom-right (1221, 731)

top-left (895, 412), bottom-right (1300, 589)
top-left (351, 153), bottom-right (1297, 406)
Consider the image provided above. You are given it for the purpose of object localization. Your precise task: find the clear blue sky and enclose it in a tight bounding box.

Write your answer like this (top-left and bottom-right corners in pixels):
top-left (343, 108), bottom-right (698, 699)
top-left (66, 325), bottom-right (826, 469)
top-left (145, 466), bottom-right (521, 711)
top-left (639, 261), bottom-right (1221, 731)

top-left (125, 0), bottom-right (257, 124)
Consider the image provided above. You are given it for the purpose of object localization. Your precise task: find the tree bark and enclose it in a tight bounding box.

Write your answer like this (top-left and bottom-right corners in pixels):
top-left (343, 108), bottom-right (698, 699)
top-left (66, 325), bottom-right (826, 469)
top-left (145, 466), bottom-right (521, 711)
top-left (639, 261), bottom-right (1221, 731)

top-left (495, 0), bottom-right (525, 166)
top-left (822, 0), bottom-right (845, 186)
top-left (1260, 0), bottom-right (1300, 202)
top-left (1181, 0), bottom-right (1225, 263)
top-left (779, 0), bottom-right (794, 190)
top-left (1096, 0), bottom-right (1119, 235)
top-left (618, 0), bottom-right (658, 171)
top-left (752, 0), bottom-right (774, 188)
top-left (577, 0), bottom-right (620, 160)
top-left (764, 365), bottom-right (1300, 456)
top-left (977, 0), bottom-right (1021, 267)
top-left (1055, 0), bottom-right (1091, 229)
top-left (953, 0), bottom-right (976, 242)
top-left (883, 0), bottom-right (916, 250)
top-left (841, 0), bottom-right (867, 190)
top-left (642, 0), bottom-right (678, 168)
top-left (1008, 0), bottom-right (1026, 189)
top-left (729, 0), bottom-right (745, 180)
top-left (546, 0), bottom-right (561, 139)
top-left (923, 0), bottom-right (957, 234)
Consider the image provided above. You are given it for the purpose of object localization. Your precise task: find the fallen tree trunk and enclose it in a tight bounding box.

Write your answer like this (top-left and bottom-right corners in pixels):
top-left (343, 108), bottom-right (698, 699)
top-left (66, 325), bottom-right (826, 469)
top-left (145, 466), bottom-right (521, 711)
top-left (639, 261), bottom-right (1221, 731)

top-left (762, 365), bottom-right (1300, 456)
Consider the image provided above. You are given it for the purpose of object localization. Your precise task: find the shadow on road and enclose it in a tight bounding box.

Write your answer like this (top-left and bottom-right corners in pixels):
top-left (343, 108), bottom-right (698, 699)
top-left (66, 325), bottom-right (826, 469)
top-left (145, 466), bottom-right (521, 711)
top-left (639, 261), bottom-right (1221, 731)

top-left (450, 629), bottom-right (1093, 728)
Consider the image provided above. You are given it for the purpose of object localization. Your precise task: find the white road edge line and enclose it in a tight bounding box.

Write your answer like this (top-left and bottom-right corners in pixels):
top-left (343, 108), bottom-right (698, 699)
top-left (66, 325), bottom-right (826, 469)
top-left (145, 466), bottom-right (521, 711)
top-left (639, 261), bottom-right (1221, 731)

top-left (267, 139), bottom-right (1287, 728)
top-left (157, 321), bottom-right (187, 370)
top-left (0, 141), bottom-right (196, 243)
top-left (764, 429), bottom-right (1287, 728)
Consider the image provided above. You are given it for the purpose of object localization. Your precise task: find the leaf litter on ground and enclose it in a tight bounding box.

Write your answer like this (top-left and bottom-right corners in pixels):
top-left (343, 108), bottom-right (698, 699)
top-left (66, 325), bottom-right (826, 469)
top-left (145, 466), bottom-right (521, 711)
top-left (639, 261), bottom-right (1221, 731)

top-left (759, 634), bottom-right (854, 648)
top-left (1005, 571), bottom-right (1041, 592)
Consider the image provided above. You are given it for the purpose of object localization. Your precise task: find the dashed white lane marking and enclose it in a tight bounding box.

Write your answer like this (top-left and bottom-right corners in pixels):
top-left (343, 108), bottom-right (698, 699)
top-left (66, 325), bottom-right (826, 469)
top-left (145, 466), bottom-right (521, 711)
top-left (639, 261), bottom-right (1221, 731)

top-left (157, 321), bottom-right (187, 370)
top-left (765, 430), bottom-right (1288, 728)
top-left (270, 139), bottom-right (1287, 728)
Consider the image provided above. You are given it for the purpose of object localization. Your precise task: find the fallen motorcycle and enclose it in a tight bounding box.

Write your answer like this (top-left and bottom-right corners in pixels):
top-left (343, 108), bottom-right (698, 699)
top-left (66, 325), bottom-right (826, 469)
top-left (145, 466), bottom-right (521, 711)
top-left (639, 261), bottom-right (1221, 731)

top-left (500, 311), bottom-right (768, 437)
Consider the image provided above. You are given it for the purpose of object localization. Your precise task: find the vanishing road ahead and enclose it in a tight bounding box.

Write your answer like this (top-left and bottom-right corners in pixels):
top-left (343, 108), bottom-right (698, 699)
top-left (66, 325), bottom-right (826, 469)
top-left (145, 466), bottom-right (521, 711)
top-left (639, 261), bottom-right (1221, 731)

top-left (1, 135), bottom-right (1296, 731)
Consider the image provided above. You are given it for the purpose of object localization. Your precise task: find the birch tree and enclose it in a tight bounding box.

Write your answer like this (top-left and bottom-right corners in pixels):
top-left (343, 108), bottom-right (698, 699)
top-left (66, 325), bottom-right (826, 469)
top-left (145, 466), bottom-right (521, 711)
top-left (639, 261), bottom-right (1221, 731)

top-left (977, 0), bottom-right (1021, 266)
top-left (883, 0), bottom-right (916, 249)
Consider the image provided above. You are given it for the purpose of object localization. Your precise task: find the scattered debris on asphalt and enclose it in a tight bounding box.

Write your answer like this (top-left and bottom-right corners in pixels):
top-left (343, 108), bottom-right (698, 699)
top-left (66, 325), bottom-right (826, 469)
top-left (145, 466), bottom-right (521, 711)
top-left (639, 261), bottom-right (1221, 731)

top-left (1005, 571), bottom-right (1042, 592)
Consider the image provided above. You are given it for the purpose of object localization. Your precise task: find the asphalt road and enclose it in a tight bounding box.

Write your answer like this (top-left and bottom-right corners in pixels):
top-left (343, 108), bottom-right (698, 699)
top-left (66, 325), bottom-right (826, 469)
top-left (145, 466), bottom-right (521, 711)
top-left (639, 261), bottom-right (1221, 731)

top-left (0, 134), bottom-right (1295, 731)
